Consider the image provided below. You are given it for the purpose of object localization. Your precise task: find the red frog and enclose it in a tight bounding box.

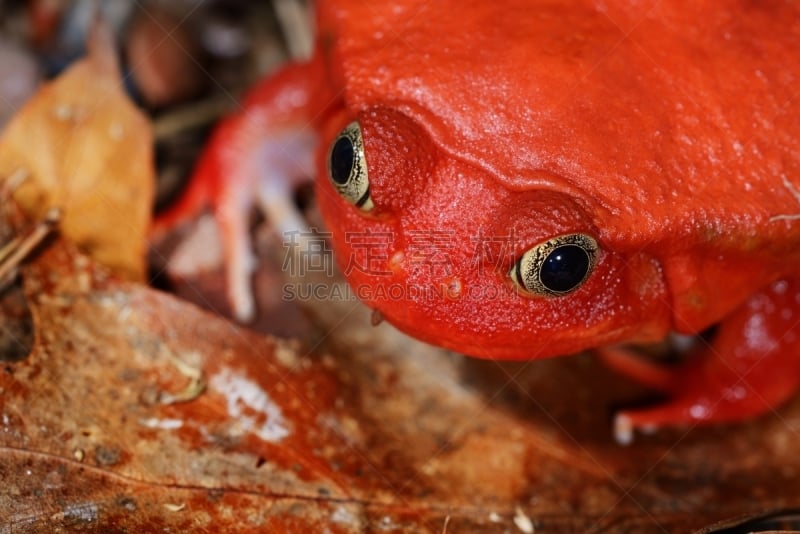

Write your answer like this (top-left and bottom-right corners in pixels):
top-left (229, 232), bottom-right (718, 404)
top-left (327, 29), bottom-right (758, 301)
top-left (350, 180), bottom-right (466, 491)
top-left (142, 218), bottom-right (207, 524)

top-left (154, 0), bottom-right (800, 443)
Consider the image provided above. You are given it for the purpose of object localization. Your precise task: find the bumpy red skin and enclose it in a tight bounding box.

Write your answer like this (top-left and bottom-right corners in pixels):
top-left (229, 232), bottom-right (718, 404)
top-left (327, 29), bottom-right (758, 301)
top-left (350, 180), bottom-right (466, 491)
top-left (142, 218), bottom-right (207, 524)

top-left (157, 0), bottom-right (800, 437)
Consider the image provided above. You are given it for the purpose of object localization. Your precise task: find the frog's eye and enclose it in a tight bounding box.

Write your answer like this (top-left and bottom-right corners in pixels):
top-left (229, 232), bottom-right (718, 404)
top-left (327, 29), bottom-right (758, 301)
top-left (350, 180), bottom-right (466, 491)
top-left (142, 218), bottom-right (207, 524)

top-left (328, 121), bottom-right (373, 211)
top-left (510, 234), bottom-right (598, 296)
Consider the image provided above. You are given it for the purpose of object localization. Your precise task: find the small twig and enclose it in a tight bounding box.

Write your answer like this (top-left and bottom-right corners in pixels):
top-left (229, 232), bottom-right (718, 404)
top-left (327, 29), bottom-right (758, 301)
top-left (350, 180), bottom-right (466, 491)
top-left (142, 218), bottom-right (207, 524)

top-left (273, 0), bottom-right (313, 60)
top-left (0, 207), bottom-right (60, 284)
top-left (152, 96), bottom-right (238, 141)
top-left (0, 236), bottom-right (22, 266)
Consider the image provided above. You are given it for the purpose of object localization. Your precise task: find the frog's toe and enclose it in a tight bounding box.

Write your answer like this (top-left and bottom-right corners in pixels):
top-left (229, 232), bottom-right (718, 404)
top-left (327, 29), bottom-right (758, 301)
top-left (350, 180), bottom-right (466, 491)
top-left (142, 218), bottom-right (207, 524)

top-left (612, 395), bottom-right (716, 445)
top-left (216, 188), bottom-right (258, 322)
top-left (228, 255), bottom-right (256, 322)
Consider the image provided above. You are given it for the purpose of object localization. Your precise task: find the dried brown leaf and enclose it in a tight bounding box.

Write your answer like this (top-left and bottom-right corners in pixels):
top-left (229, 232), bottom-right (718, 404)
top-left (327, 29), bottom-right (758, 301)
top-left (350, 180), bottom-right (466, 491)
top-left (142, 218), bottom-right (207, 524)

top-left (0, 20), bottom-right (154, 281)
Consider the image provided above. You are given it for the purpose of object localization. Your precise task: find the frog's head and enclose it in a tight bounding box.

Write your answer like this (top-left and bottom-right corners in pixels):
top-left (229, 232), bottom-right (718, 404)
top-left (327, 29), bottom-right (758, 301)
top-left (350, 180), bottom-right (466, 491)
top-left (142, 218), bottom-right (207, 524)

top-left (316, 108), bottom-right (671, 359)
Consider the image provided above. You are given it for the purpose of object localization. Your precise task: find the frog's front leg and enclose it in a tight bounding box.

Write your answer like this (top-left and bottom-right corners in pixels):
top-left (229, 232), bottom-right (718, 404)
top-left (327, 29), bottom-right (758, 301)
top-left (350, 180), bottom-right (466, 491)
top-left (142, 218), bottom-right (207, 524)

top-left (210, 103), bottom-right (318, 322)
top-left (154, 57), bottom-right (333, 321)
top-left (602, 279), bottom-right (800, 444)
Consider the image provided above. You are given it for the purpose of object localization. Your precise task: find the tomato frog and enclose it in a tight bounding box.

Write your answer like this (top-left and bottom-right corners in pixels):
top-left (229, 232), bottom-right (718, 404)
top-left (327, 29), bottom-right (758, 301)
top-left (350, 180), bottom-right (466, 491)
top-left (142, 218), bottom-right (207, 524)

top-left (154, 0), bottom-right (800, 443)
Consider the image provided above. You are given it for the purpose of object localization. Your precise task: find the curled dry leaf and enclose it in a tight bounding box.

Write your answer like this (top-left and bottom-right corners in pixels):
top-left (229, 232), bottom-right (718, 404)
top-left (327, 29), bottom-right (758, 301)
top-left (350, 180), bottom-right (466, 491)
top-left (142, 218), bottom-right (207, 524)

top-left (0, 20), bottom-right (154, 281)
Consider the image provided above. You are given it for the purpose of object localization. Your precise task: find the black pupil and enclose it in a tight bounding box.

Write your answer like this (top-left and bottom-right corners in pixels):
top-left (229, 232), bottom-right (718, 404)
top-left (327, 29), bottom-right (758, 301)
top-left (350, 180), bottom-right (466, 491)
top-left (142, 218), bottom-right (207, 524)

top-left (540, 244), bottom-right (590, 293)
top-left (330, 136), bottom-right (354, 185)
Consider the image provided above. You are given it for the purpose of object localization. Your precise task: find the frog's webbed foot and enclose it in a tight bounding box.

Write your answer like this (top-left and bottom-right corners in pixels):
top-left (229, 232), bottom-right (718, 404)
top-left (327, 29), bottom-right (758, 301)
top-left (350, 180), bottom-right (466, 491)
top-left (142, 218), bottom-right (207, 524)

top-left (600, 279), bottom-right (800, 445)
